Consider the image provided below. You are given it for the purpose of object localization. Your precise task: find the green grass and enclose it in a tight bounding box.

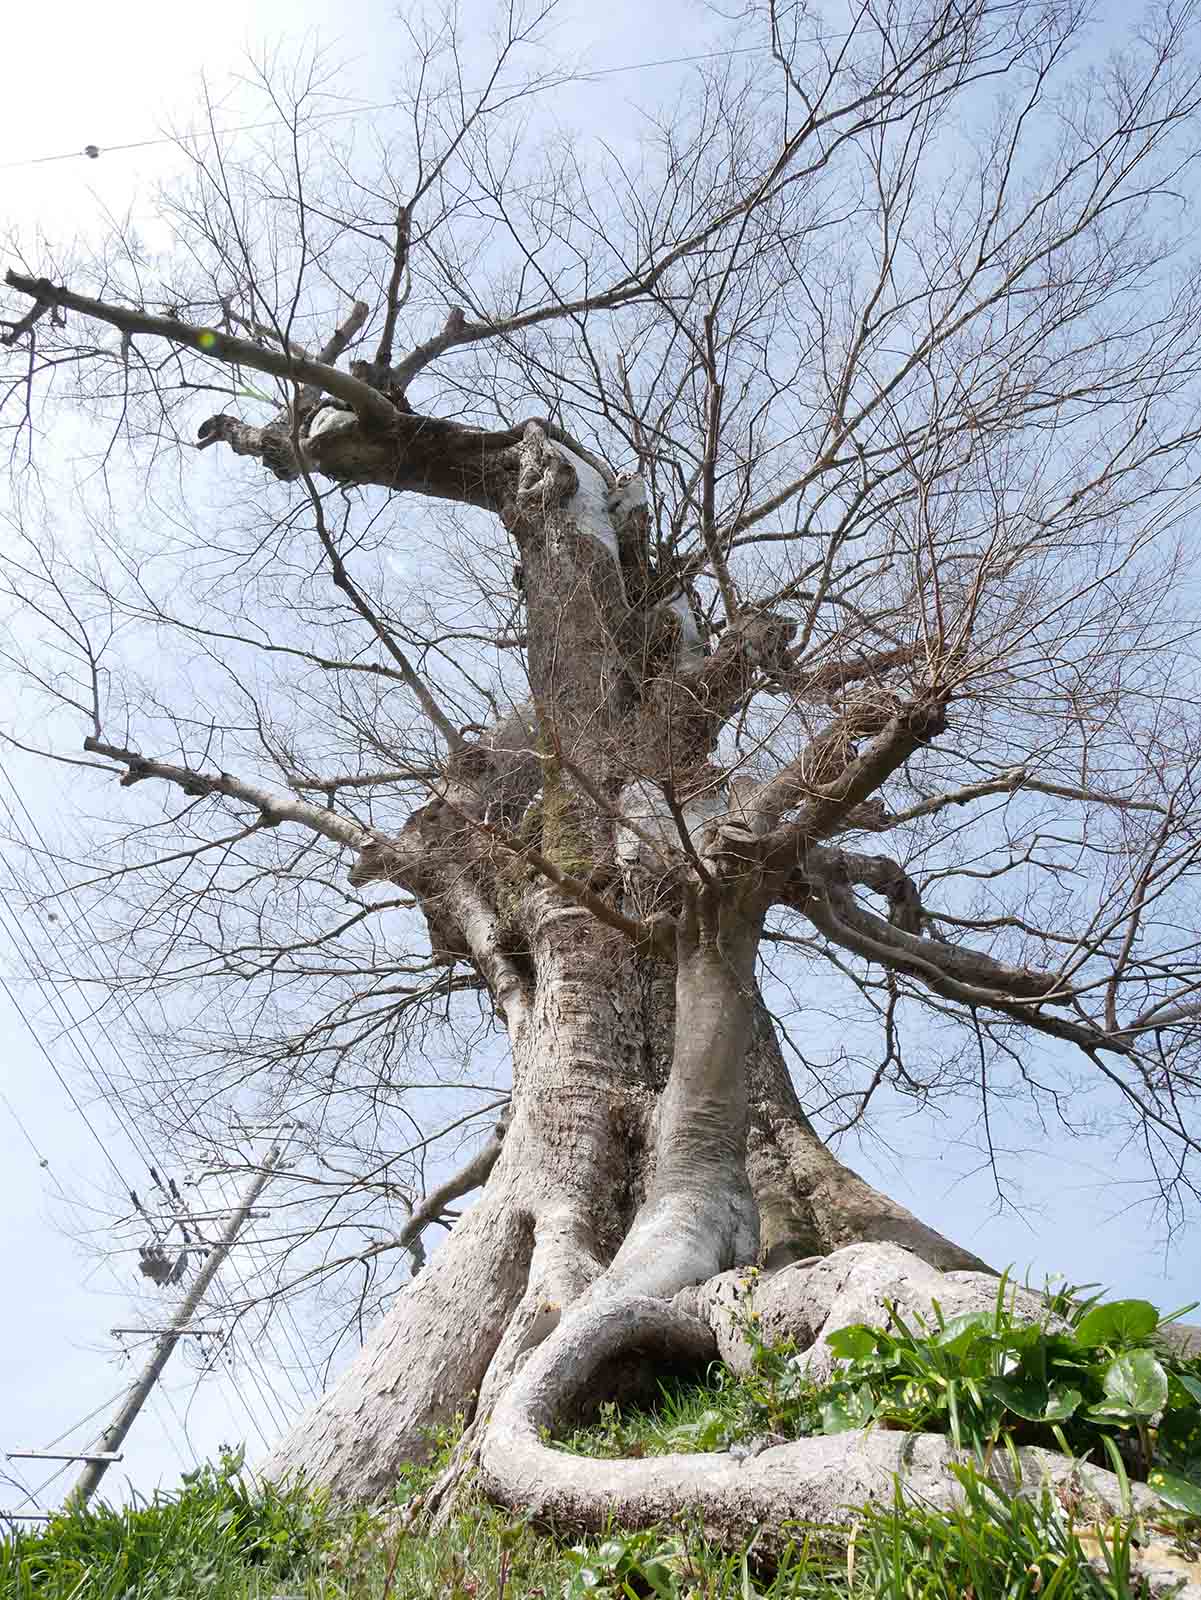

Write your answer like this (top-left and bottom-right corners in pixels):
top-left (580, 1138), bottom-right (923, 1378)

top-left (0, 1450), bottom-right (344, 1598)
top-left (5, 1444), bottom-right (1200, 1600)
top-left (554, 1329), bottom-right (820, 1461)
top-left (7, 1280), bottom-right (1201, 1599)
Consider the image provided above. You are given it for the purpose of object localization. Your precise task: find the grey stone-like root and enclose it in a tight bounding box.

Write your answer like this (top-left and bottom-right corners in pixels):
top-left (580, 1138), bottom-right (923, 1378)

top-left (478, 1244), bottom-right (1187, 1579)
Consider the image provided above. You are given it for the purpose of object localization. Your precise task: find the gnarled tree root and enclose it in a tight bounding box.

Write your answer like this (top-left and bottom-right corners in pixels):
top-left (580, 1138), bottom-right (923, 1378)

top-left (478, 1249), bottom-right (1168, 1555)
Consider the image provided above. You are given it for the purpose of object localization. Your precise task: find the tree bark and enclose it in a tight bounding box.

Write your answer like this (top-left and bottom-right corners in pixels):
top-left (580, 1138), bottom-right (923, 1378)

top-left (263, 898), bottom-right (986, 1497)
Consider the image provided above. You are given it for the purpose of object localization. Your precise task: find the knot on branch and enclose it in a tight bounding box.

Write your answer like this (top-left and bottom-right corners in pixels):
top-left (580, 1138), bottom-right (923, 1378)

top-left (724, 612), bottom-right (797, 673)
top-left (197, 414), bottom-right (299, 481)
top-left (348, 840), bottom-right (406, 886)
top-left (500, 424), bottom-right (578, 538)
top-left (845, 690), bottom-right (948, 744)
top-left (684, 612), bottom-right (796, 708)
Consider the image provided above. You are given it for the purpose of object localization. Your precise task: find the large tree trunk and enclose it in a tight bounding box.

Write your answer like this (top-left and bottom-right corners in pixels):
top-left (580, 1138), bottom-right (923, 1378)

top-left (262, 895), bottom-right (985, 1499)
top-left (9, 0), bottom-right (1201, 1546)
top-left (6, 330), bottom-right (1160, 1541)
top-left (255, 424), bottom-right (992, 1502)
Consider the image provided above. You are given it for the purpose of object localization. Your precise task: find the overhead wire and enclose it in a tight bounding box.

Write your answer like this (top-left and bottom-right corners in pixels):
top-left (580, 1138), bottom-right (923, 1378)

top-left (0, 44), bottom-right (775, 173)
top-left (0, 784), bottom-right (176, 1190)
top-left (0, 879), bottom-right (226, 1480)
top-left (0, 954), bottom-right (134, 1198)
top-left (1, 1274), bottom-right (200, 1516)
top-left (0, 774), bottom-right (280, 1484)
top-left (0, 770), bottom-right (306, 1402)
top-left (0, 964), bottom-right (200, 1510)
top-left (3, 1382), bottom-right (145, 1513)
top-left (0, 1083), bottom-right (57, 1176)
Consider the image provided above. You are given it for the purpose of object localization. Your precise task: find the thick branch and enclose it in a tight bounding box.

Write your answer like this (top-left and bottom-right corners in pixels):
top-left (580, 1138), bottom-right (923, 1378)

top-left (83, 736), bottom-right (375, 852)
top-left (800, 877), bottom-right (1128, 1054)
top-left (298, 298), bottom-right (370, 409)
top-left (747, 695), bottom-right (949, 855)
top-left (806, 843), bottom-right (925, 933)
top-left (393, 1113), bottom-right (509, 1268)
top-left (4, 273), bottom-right (399, 427)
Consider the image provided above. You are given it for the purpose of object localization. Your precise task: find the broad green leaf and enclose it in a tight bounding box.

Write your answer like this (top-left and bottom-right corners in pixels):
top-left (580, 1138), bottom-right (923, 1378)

top-left (1148, 1468), bottom-right (1201, 1516)
top-left (985, 1376), bottom-right (1082, 1422)
top-left (1039, 1384), bottom-right (1083, 1422)
top-left (994, 1323), bottom-right (1051, 1354)
top-left (820, 1384), bottom-right (876, 1434)
top-left (1100, 1350), bottom-right (1168, 1416)
top-left (1085, 1402), bottom-right (1137, 1423)
top-left (1074, 1300), bottom-right (1159, 1347)
top-left (934, 1312), bottom-right (995, 1357)
top-left (826, 1325), bottom-right (881, 1361)
top-left (666, 1410), bottom-right (726, 1451)
top-left (639, 1558), bottom-right (681, 1599)
top-left (1176, 1373), bottom-right (1201, 1406)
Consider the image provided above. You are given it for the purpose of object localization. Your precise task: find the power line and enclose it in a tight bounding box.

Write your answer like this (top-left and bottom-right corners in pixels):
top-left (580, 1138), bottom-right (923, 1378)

top-left (0, 783), bottom-right (171, 1188)
top-left (45, 1385), bottom-right (138, 1452)
top-left (203, 1158), bottom-right (314, 1409)
top-left (0, 1084), bottom-right (54, 1173)
top-left (0, 44), bottom-right (773, 173)
top-left (0, 953), bottom-right (133, 1196)
top-left (0, 769), bottom-right (322, 1419)
top-left (1, 1382), bottom-right (140, 1514)
top-left (0, 775), bottom-right (284, 1470)
top-left (3, 1323), bottom-right (198, 1515)
top-left (0, 924), bottom-right (204, 1508)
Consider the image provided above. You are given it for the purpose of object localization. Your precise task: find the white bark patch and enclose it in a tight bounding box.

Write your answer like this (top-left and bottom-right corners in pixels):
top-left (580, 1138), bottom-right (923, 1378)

top-left (306, 405), bottom-right (357, 442)
top-left (662, 591), bottom-right (706, 670)
top-left (557, 446), bottom-right (622, 565)
top-left (616, 780), bottom-right (727, 872)
top-left (608, 473), bottom-right (647, 518)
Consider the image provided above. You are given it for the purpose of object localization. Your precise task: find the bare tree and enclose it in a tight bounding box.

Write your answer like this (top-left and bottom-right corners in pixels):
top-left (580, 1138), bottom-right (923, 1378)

top-left (4, 0), bottom-right (1201, 1535)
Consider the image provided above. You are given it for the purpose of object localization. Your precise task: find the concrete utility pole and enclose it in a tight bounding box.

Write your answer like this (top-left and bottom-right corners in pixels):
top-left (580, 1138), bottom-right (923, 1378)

top-left (71, 1145), bottom-right (280, 1504)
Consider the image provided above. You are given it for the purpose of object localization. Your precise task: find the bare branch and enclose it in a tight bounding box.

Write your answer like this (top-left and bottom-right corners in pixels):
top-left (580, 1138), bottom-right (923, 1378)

top-left (4, 272), bottom-right (399, 426)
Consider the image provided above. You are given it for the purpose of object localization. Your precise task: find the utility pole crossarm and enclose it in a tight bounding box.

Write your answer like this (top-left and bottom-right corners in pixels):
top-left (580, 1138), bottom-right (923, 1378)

top-left (7, 1450), bottom-right (123, 1463)
top-left (109, 1327), bottom-right (224, 1337)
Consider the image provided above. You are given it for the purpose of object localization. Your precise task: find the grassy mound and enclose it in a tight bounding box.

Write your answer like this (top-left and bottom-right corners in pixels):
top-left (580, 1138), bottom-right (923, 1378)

top-left (5, 1282), bottom-right (1201, 1598)
top-left (5, 1446), bottom-right (1199, 1599)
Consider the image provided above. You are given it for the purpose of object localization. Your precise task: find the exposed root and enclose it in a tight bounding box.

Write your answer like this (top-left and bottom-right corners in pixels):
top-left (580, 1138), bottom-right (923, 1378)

top-left (477, 1246), bottom-right (1161, 1550)
top-left (676, 1241), bottom-right (1052, 1383)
